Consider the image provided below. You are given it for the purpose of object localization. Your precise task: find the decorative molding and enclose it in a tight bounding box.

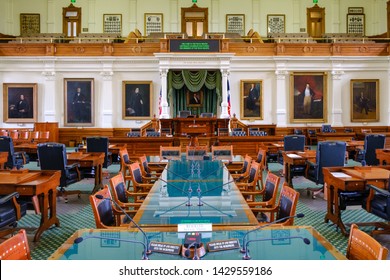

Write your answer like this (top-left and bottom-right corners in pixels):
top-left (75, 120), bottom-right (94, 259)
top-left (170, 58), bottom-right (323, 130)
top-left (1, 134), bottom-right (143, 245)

top-left (41, 71), bottom-right (56, 80)
top-left (331, 70), bottom-right (344, 80)
top-left (275, 70), bottom-right (288, 80)
top-left (100, 71), bottom-right (114, 80)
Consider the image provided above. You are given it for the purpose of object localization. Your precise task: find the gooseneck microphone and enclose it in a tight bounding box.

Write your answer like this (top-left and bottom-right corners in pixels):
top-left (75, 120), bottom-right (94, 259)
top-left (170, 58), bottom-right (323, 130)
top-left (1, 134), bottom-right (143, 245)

top-left (95, 194), bottom-right (151, 256)
top-left (240, 213), bottom-right (305, 254)
top-left (74, 235), bottom-right (149, 260)
top-left (242, 236), bottom-right (311, 260)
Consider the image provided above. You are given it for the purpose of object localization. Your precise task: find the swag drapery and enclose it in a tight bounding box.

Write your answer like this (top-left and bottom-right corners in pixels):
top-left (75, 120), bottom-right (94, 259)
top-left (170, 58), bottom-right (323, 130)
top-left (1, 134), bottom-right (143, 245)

top-left (167, 70), bottom-right (222, 117)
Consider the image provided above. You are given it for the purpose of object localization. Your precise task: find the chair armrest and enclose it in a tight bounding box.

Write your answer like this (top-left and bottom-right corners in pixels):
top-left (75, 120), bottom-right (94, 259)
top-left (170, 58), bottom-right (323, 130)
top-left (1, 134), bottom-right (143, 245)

top-left (0, 192), bottom-right (19, 204)
top-left (367, 184), bottom-right (390, 197)
top-left (250, 205), bottom-right (278, 214)
top-left (66, 163), bottom-right (80, 170)
top-left (126, 191), bottom-right (149, 197)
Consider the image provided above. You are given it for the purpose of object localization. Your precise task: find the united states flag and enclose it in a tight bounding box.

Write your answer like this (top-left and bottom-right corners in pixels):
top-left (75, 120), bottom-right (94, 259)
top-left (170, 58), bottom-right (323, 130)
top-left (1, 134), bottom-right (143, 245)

top-left (227, 80), bottom-right (231, 116)
top-left (158, 88), bottom-right (162, 115)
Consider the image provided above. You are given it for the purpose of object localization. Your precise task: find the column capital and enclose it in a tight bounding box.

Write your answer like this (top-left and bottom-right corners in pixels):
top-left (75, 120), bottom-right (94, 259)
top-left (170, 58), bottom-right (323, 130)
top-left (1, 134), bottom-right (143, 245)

top-left (100, 71), bottom-right (113, 81)
top-left (41, 71), bottom-right (56, 81)
top-left (159, 68), bottom-right (168, 77)
top-left (220, 69), bottom-right (230, 77)
top-left (331, 70), bottom-right (344, 80)
top-left (275, 70), bottom-right (288, 80)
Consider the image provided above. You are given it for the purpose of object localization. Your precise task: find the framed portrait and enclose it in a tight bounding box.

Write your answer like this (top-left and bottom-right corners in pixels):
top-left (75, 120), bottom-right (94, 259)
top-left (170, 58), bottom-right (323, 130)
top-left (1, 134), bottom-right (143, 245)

top-left (240, 80), bottom-right (263, 120)
top-left (103, 14), bottom-right (122, 34)
top-left (144, 13), bottom-right (163, 36)
top-left (290, 72), bottom-right (327, 123)
top-left (64, 78), bottom-right (94, 127)
top-left (3, 83), bottom-right (37, 123)
top-left (20, 13), bottom-right (40, 36)
top-left (350, 79), bottom-right (379, 122)
top-left (122, 81), bottom-right (153, 119)
top-left (186, 90), bottom-right (203, 107)
top-left (347, 13), bottom-right (365, 35)
top-left (267, 14), bottom-right (285, 35)
top-left (226, 14), bottom-right (245, 36)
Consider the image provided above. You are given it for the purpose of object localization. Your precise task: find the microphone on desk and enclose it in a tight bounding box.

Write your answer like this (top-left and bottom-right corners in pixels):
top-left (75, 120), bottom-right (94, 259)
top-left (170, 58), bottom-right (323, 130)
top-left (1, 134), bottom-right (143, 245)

top-left (73, 235), bottom-right (149, 260)
top-left (242, 235), bottom-right (310, 260)
top-left (240, 213), bottom-right (305, 255)
top-left (95, 194), bottom-right (151, 257)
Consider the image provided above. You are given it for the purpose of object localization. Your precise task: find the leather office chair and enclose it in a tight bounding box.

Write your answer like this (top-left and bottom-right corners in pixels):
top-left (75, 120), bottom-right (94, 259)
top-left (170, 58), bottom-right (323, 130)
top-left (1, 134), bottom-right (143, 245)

top-left (321, 124), bottom-right (335, 133)
top-left (178, 110), bottom-right (191, 118)
top-left (0, 136), bottom-right (27, 169)
top-left (250, 183), bottom-right (300, 226)
top-left (307, 129), bottom-right (317, 145)
top-left (0, 229), bottom-right (31, 260)
top-left (89, 185), bottom-right (130, 229)
top-left (346, 224), bottom-right (388, 260)
top-left (247, 171), bottom-right (281, 210)
top-left (200, 112), bottom-right (213, 117)
top-left (306, 141), bottom-right (346, 198)
top-left (0, 192), bottom-right (27, 238)
top-left (86, 136), bottom-right (112, 168)
top-left (355, 134), bottom-right (385, 166)
top-left (362, 181), bottom-right (390, 235)
top-left (278, 135), bottom-right (306, 174)
top-left (37, 142), bottom-right (81, 203)
top-left (293, 128), bottom-right (303, 135)
top-left (109, 173), bottom-right (140, 224)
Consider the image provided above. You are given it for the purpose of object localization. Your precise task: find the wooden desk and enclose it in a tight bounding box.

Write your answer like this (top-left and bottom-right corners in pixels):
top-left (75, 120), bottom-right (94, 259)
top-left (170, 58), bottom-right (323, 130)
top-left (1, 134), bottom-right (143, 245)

top-left (317, 132), bottom-right (356, 142)
top-left (0, 170), bottom-right (61, 242)
top-left (323, 166), bottom-right (390, 236)
top-left (283, 150), bottom-right (316, 187)
top-left (0, 152), bottom-right (8, 169)
top-left (67, 152), bottom-right (105, 194)
top-left (376, 149), bottom-right (390, 165)
top-left (14, 143), bottom-right (38, 155)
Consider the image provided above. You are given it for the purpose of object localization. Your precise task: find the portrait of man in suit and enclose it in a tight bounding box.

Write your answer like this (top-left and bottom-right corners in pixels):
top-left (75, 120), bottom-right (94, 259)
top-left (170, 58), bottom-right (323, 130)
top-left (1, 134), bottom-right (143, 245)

top-left (123, 82), bottom-right (152, 119)
top-left (187, 90), bottom-right (203, 107)
top-left (4, 83), bottom-right (37, 122)
top-left (65, 79), bottom-right (94, 126)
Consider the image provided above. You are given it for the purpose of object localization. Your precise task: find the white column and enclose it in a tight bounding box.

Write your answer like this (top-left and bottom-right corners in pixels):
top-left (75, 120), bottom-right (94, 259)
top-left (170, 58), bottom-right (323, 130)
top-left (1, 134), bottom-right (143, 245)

top-left (275, 69), bottom-right (288, 127)
top-left (220, 69), bottom-right (229, 119)
top-left (41, 63), bottom-right (57, 123)
top-left (330, 68), bottom-right (344, 127)
top-left (99, 68), bottom-right (114, 128)
top-left (160, 68), bottom-right (170, 119)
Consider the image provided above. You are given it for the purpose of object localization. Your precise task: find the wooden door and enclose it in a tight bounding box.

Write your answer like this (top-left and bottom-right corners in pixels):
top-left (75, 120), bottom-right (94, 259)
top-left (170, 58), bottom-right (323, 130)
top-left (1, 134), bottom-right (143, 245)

top-left (63, 4), bottom-right (81, 38)
top-left (307, 4), bottom-right (325, 39)
top-left (181, 4), bottom-right (208, 38)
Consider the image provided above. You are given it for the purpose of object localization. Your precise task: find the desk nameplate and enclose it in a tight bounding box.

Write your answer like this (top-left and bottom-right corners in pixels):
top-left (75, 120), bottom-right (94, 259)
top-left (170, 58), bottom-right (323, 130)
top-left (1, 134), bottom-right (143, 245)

top-left (149, 241), bottom-right (181, 255)
top-left (207, 239), bottom-right (240, 252)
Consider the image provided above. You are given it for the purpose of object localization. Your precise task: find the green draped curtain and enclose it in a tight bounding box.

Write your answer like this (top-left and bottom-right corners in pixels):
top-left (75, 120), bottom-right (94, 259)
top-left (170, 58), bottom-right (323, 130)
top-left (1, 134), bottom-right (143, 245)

top-left (167, 70), bottom-right (222, 117)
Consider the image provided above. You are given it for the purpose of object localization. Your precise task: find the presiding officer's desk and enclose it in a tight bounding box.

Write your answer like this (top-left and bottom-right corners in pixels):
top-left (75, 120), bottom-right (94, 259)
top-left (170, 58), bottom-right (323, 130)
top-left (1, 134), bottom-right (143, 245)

top-left (132, 158), bottom-right (258, 229)
top-left (48, 226), bottom-right (346, 260)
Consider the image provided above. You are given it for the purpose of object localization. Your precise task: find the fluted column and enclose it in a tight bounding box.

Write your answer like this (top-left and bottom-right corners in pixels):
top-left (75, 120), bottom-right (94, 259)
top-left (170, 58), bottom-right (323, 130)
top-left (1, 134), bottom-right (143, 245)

top-left (330, 68), bottom-right (344, 126)
top-left (160, 68), bottom-right (170, 119)
top-left (41, 63), bottom-right (57, 123)
top-left (220, 69), bottom-right (229, 118)
top-left (275, 69), bottom-right (288, 127)
top-left (99, 67), bottom-right (114, 127)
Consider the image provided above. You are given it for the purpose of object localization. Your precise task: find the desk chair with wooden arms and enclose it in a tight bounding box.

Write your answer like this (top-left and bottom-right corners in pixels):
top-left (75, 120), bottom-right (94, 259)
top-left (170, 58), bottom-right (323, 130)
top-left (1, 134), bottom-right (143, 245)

top-left (129, 162), bottom-right (154, 203)
top-left (139, 155), bottom-right (164, 178)
top-left (255, 148), bottom-right (267, 189)
top-left (0, 192), bottom-right (27, 238)
top-left (211, 145), bottom-right (233, 160)
top-left (251, 183), bottom-right (300, 225)
top-left (186, 145), bottom-right (208, 160)
top-left (119, 147), bottom-right (134, 189)
top-left (346, 224), bottom-right (388, 260)
top-left (247, 171), bottom-right (280, 209)
top-left (355, 134), bottom-right (385, 166)
top-left (0, 229), bottom-right (31, 260)
top-left (0, 136), bottom-right (26, 169)
top-left (361, 181), bottom-right (390, 235)
top-left (89, 185), bottom-right (132, 229)
top-left (236, 161), bottom-right (261, 202)
top-left (229, 155), bottom-right (252, 181)
top-left (37, 142), bottom-right (81, 203)
top-left (160, 146), bottom-right (181, 161)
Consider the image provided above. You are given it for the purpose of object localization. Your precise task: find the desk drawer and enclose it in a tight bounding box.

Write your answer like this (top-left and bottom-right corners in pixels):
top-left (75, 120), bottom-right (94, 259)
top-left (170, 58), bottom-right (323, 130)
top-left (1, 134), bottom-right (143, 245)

top-left (15, 186), bottom-right (34, 196)
top-left (344, 181), bottom-right (365, 191)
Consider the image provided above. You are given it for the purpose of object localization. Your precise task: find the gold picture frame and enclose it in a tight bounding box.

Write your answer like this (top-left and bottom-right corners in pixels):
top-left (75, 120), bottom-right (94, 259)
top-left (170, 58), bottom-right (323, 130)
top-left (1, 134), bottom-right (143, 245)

top-left (290, 72), bottom-right (327, 123)
top-left (144, 13), bottom-right (163, 36)
top-left (103, 14), bottom-right (122, 34)
top-left (20, 13), bottom-right (40, 36)
top-left (3, 83), bottom-right (38, 123)
top-left (240, 80), bottom-right (263, 120)
top-left (226, 14), bottom-right (245, 36)
top-left (122, 81), bottom-right (153, 120)
top-left (64, 78), bottom-right (94, 127)
top-left (350, 79), bottom-right (379, 122)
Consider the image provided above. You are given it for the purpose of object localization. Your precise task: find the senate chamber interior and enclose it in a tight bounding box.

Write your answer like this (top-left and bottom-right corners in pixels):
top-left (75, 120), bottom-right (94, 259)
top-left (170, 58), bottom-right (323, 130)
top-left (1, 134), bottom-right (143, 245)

top-left (1, 0), bottom-right (390, 263)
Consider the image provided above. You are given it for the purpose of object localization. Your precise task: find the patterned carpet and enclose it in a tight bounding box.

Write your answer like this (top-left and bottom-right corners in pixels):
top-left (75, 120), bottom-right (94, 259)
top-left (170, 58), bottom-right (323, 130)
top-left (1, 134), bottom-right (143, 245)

top-left (16, 160), bottom-right (388, 260)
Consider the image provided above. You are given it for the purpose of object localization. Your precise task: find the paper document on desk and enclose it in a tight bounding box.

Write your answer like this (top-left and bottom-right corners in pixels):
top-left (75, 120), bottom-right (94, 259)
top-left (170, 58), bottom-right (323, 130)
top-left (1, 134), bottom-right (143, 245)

top-left (287, 154), bottom-right (302, 158)
top-left (331, 172), bottom-right (352, 178)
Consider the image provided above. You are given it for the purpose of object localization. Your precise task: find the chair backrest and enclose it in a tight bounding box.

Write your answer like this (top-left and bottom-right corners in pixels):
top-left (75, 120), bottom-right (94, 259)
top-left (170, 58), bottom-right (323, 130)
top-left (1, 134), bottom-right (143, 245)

top-left (364, 134), bottom-right (385, 165)
top-left (283, 135), bottom-right (305, 151)
top-left (276, 183), bottom-right (300, 226)
top-left (211, 145), bottom-right (233, 160)
top-left (160, 146), bottom-right (181, 160)
top-left (346, 224), bottom-right (388, 260)
top-left (293, 128), bottom-right (303, 135)
top-left (178, 110), bottom-right (191, 118)
top-left (247, 161), bottom-right (260, 185)
top-left (239, 155), bottom-right (252, 175)
top-left (256, 149), bottom-right (267, 169)
top-left (315, 141), bottom-right (346, 184)
top-left (307, 129), bottom-right (316, 136)
top-left (87, 137), bottom-right (110, 168)
top-left (321, 124), bottom-right (333, 133)
top-left (0, 229), bottom-right (31, 260)
top-left (37, 142), bottom-right (68, 186)
top-left (0, 136), bottom-right (17, 169)
top-left (129, 162), bottom-right (144, 184)
top-left (186, 146), bottom-right (208, 159)
top-left (160, 128), bottom-right (172, 136)
top-left (89, 185), bottom-right (116, 229)
top-left (231, 130), bottom-right (246, 136)
top-left (200, 112), bottom-right (213, 118)
top-left (217, 128), bottom-right (229, 136)
top-left (262, 172), bottom-right (280, 206)
top-left (109, 173), bottom-right (128, 205)
top-left (139, 155), bottom-right (152, 176)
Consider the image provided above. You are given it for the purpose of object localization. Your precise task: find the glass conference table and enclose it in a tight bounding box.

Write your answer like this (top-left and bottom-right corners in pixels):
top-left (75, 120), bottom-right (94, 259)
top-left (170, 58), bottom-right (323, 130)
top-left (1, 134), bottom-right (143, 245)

top-left (132, 158), bottom-right (259, 229)
top-left (49, 226), bottom-right (346, 260)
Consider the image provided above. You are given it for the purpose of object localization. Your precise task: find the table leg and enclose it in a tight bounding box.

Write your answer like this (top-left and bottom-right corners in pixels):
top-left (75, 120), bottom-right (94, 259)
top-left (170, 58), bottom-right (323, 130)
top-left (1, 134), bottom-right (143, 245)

top-left (91, 163), bottom-right (103, 194)
top-left (324, 185), bottom-right (348, 236)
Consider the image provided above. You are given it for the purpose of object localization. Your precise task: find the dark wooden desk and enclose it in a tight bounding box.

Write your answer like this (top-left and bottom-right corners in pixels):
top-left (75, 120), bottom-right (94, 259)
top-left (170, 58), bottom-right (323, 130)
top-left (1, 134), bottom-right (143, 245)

top-left (323, 166), bottom-right (390, 236)
top-left (0, 169), bottom-right (61, 241)
top-left (317, 132), bottom-right (356, 142)
top-left (0, 152), bottom-right (7, 169)
top-left (283, 150), bottom-right (316, 187)
top-left (67, 152), bottom-right (105, 194)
